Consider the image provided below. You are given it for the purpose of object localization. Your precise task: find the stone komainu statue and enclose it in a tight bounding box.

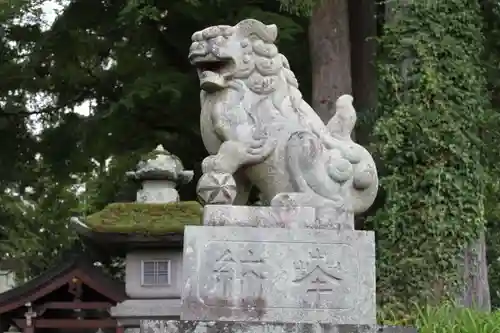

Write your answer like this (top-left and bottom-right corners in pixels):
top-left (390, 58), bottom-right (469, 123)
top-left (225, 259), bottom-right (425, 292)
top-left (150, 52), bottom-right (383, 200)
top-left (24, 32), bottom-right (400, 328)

top-left (189, 19), bottom-right (378, 225)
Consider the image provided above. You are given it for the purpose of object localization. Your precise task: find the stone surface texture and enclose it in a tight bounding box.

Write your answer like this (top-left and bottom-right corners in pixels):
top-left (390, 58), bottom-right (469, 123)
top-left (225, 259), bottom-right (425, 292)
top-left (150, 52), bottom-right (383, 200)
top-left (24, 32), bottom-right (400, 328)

top-left (189, 19), bottom-right (378, 224)
top-left (111, 299), bottom-right (180, 318)
top-left (127, 145), bottom-right (194, 184)
top-left (140, 320), bottom-right (417, 333)
top-left (137, 180), bottom-right (180, 204)
top-left (181, 226), bottom-right (375, 324)
top-left (126, 145), bottom-right (194, 204)
top-left (203, 205), bottom-right (354, 230)
top-left (126, 328), bottom-right (141, 333)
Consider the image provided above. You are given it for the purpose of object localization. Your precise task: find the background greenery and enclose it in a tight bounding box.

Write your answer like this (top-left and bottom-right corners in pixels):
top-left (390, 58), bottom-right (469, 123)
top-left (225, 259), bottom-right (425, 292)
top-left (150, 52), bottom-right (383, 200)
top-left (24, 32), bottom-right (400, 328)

top-left (379, 302), bottom-right (500, 332)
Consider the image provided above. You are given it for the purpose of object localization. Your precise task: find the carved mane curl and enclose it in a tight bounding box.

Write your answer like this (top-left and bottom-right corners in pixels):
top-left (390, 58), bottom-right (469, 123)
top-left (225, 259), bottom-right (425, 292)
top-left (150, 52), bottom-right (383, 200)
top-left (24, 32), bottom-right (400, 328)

top-left (233, 33), bottom-right (324, 138)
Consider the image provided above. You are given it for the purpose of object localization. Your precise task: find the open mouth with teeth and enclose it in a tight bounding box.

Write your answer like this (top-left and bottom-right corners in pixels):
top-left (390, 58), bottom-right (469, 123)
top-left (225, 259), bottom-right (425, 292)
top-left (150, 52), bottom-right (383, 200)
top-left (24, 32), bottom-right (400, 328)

top-left (190, 56), bottom-right (234, 92)
top-left (195, 60), bottom-right (231, 73)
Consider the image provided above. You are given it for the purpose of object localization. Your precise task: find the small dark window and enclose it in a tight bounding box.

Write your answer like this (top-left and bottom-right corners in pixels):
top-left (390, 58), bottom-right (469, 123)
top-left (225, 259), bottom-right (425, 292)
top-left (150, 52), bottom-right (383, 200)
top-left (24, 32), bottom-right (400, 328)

top-left (141, 260), bottom-right (171, 286)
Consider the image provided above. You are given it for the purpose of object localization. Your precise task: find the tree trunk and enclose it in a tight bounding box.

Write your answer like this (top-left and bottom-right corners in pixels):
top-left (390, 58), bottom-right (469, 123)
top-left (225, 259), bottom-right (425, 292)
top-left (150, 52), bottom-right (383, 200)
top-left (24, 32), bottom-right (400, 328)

top-left (459, 230), bottom-right (491, 311)
top-left (348, 0), bottom-right (378, 230)
top-left (348, 0), bottom-right (377, 146)
top-left (309, 0), bottom-right (351, 123)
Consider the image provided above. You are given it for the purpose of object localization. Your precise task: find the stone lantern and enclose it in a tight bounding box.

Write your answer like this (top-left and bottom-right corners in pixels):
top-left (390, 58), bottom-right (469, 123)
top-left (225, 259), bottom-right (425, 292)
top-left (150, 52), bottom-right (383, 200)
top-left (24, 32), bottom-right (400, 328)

top-left (72, 145), bottom-right (202, 329)
top-left (126, 144), bottom-right (194, 204)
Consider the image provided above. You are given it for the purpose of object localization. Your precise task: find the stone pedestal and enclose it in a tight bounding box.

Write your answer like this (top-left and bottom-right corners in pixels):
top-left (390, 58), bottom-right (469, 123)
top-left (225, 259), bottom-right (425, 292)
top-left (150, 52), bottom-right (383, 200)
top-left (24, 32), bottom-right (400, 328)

top-left (140, 320), bottom-right (417, 333)
top-left (180, 206), bottom-right (375, 324)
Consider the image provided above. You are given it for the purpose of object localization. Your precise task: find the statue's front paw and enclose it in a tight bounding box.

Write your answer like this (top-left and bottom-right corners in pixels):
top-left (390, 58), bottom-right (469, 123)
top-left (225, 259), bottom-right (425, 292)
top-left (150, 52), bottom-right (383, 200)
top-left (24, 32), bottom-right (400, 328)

top-left (201, 138), bottom-right (275, 176)
top-left (244, 136), bottom-right (276, 164)
top-left (201, 153), bottom-right (240, 174)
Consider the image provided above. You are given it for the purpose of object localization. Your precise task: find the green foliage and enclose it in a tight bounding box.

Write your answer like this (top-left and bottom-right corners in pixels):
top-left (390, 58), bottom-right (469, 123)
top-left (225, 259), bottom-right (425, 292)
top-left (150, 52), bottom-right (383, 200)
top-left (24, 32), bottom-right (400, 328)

top-left (414, 303), bottom-right (500, 333)
top-left (370, 0), bottom-right (496, 312)
top-left (86, 201), bottom-right (202, 234)
top-left (0, 179), bottom-right (80, 281)
top-left (0, 0), bottom-right (310, 279)
top-left (379, 302), bottom-right (500, 332)
top-left (277, 0), bottom-right (317, 16)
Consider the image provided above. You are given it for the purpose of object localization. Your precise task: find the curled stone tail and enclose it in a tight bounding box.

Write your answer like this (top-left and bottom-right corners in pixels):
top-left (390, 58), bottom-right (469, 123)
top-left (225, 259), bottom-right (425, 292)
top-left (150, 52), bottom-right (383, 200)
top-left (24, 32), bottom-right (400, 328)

top-left (285, 131), bottom-right (346, 203)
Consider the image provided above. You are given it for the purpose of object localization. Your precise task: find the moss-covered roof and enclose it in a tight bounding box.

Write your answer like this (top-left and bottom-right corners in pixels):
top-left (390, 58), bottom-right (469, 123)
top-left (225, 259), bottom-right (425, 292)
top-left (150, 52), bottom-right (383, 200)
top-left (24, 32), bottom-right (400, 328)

top-left (86, 201), bottom-right (202, 234)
